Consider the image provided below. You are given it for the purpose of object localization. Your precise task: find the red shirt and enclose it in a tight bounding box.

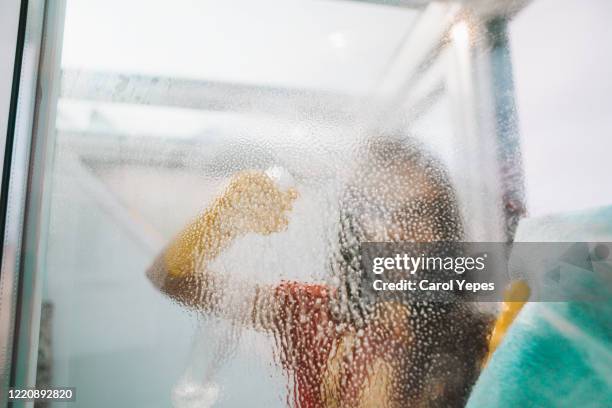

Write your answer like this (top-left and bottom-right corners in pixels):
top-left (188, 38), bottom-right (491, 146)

top-left (273, 282), bottom-right (411, 408)
top-left (274, 282), bottom-right (336, 407)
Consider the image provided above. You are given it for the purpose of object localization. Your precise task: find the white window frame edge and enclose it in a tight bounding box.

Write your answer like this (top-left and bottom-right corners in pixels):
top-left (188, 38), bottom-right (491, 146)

top-left (0, 0), bottom-right (53, 404)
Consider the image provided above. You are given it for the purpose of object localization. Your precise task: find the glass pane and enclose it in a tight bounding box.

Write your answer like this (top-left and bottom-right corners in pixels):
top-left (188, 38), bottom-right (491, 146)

top-left (31, 1), bottom-right (512, 407)
top-left (509, 0), bottom-right (612, 218)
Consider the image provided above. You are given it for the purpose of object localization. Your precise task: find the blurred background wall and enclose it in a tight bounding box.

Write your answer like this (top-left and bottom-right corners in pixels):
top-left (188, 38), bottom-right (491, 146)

top-left (509, 0), bottom-right (612, 217)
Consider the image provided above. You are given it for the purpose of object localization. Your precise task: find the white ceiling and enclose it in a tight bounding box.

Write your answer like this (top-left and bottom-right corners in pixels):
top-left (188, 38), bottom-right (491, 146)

top-left (62, 0), bottom-right (421, 93)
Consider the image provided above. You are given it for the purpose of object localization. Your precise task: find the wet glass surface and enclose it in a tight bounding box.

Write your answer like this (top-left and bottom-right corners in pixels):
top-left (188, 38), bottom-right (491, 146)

top-left (35, 1), bottom-right (520, 407)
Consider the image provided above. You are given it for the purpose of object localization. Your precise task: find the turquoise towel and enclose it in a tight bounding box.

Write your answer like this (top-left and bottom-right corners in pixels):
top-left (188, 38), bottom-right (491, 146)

top-left (467, 300), bottom-right (612, 408)
top-left (468, 208), bottom-right (612, 408)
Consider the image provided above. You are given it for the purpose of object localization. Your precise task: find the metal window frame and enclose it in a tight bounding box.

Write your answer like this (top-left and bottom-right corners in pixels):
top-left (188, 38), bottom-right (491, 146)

top-left (0, 0), bottom-right (42, 402)
top-left (0, 0), bottom-right (60, 406)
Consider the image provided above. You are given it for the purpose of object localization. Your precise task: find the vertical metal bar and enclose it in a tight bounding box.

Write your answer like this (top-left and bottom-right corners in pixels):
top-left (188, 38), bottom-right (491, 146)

top-left (0, 0), bottom-right (46, 404)
top-left (445, 11), bottom-right (525, 243)
top-left (446, 19), bottom-right (507, 243)
top-left (486, 17), bottom-right (526, 241)
top-left (11, 0), bottom-right (66, 400)
top-left (0, 0), bottom-right (23, 159)
top-left (0, 0), bottom-right (30, 401)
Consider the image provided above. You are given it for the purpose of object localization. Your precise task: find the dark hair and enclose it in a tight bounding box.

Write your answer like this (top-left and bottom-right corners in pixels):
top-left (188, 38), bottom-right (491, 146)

top-left (328, 137), bottom-right (490, 406)
top-left (329, 137), bottom-right (464, 324)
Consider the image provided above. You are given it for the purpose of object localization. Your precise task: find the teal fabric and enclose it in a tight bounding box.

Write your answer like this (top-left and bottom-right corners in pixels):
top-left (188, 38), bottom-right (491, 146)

top-left (467, 208), bottom-right (612, 408)
top-left (467, 301), bottom-right (612, 408)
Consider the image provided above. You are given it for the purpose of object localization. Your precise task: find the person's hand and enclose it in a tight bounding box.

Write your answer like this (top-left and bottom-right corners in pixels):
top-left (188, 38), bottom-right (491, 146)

top-left (222, 171), bottom-right (298, 235)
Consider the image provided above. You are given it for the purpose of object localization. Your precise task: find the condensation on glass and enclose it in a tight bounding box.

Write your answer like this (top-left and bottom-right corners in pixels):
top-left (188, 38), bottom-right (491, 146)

top-left (31, 0), bottom-right (524, 407)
